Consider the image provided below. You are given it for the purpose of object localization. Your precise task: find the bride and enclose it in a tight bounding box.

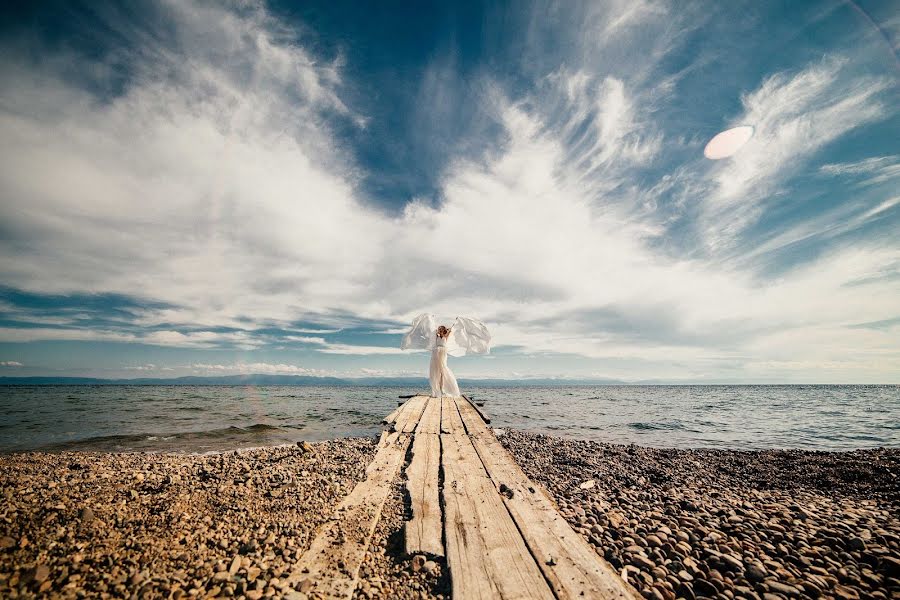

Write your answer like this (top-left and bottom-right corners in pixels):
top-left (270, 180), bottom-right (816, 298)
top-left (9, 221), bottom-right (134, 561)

top-left (401, 314), bottom-right (491, 398)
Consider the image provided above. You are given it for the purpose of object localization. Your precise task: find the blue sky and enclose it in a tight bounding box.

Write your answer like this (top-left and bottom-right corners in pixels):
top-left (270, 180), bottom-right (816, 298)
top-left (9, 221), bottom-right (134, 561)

top-left (0, 0), bottom-right (898, 382)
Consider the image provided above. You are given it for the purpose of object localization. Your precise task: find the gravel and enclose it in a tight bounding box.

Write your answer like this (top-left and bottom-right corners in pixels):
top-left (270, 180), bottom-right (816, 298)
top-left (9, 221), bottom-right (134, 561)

top-left (502, 431), bottom-right (900, 600)
top-left (3, 431), bottom-right (897, 600)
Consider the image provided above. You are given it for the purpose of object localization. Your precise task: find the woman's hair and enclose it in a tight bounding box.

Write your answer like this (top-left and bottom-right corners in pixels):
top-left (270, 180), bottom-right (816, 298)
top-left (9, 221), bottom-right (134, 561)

top-left (437, 325), bottom-right (449, 338)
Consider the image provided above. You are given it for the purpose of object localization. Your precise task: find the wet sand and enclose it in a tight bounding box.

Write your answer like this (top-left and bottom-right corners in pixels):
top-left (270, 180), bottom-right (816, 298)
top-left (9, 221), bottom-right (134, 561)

top-left (1, 433), bottom-right (898, 599)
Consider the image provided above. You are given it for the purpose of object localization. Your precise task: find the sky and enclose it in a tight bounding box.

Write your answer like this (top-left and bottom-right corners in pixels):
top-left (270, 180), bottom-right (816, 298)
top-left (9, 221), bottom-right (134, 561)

top-left (0, 0), bottom-right (898, 383)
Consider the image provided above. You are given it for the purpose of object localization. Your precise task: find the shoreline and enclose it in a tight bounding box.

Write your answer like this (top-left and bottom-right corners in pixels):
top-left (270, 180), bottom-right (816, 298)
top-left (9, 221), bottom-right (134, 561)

top-left (1, 433), bottom-right (898, 599)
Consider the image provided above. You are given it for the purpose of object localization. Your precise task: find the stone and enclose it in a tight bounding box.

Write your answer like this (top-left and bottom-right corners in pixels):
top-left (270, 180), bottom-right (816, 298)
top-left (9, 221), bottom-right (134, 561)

top-left (721, 554), bottom-right (743, 572)
top-left (228, 555), bottom-right (241, 575)
top-left (766, 580), bottom-right (800, 596)
top-left (693, 578), bottom-right (717, 596)
top-left (579, 479), bottom-right (595, 490)
top-left (746, 561), bottom-right (767, 582)
top-left (847, 537), bottom-right (866, 551)
top-left (832, 585), bottom-right (860, 600)
top-left (676, 581), bottom-right (696, 600)
top-left (411, 554), bottom-right (426, 572)
top-left (31, 564), bottom-right (50, 585)
top-left (0, 536), bottom-right (15, 550)
top-left (631, 554), bottom-right (656, 570)
top-left (422, 560), bottom-right (438, 575)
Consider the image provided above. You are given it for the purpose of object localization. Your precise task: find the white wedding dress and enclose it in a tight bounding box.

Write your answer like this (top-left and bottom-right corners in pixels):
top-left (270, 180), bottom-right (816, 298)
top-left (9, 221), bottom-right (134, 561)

top-left (430, 333), bottom-right (460, 398)
top-left (401, 314), bottom-right (492, 398)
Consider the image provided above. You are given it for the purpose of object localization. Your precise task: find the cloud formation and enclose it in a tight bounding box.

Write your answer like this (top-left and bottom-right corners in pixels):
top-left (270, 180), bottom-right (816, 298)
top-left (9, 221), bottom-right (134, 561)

top-left (0, 0), bottom-right (898, 382)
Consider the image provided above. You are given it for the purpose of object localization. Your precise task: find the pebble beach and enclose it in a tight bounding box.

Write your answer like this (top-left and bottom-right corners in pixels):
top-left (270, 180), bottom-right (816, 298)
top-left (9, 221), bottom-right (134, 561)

top-left (1, 432), bottom-right (898, 599)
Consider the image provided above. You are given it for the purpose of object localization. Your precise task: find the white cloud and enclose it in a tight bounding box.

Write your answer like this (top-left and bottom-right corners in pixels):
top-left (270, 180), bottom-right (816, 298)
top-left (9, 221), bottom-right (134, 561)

top-left (0, 1), bottom-right (897, 382)
top-left (701, 59), bottom-right (890, 248)
top-left (0, 361), bottom-right (24, 367)
top-left (820, 155), bottom-right (900, 186)
top-left (189, 362), bottom-right (329, 376)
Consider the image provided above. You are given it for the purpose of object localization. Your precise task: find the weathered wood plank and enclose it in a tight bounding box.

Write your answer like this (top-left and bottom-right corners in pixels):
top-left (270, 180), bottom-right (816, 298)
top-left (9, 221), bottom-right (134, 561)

top-left (461, 394), bottom-right (491, 424)
top-left (455, 396), bottom-right (492, 437)
top-left (382, 401), bottom-right (406, 425)
top-left (457, 407), bottom-right (641, 600)
top-left (440, 396), bottom-right (464, 434)
top-left (404, 432), bottom-right (443, 557)
top-left (393, 395), bottom-right (428, 433)
top-left (415, 396), bottom-right (442, 435)
top-left (441, 433), bottom-right (554, 600)
top-left (288, 431), bottom-right (412, 599)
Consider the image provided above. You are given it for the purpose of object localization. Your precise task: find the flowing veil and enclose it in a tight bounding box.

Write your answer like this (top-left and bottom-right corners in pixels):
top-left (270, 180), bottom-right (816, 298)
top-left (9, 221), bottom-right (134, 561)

top-left (400, 313), bottom-right (491, 356)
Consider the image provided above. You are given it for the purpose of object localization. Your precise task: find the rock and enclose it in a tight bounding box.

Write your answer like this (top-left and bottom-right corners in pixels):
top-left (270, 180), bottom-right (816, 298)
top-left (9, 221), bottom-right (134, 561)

top-left (422, 560), bottom-right (438, 575)
top-left (579, 479), bottom-right (595, 490)
top-left (79, 506), bottom-right (95, 522)
top-left (646, 534), bottom-right (663, 547)
top-left (766, 580), bottom-right (801, 596)
top-left (499, 483), bottom-right (514, 499)
top-left (228, 555), bottom-right (241, 575)
top-left (297, 441), bottom-right (313, 452)
top-left (298, 578), bottom-right (314, 593)
top-left (693, 578), bottom-right (717, 596)
top-left (411, 554), bottom-right (426, 572)
top-left (608, 510), bottom-right (628, 529)
top-left (832, 585), bottom-right (860, 600)
top-left (28, 564), bottom-right (50, 585)
top-left (676, 582), bottom-right (696, 600)
top-left (746, 560), bottom-right (767, 582)
top-left (0, 536), bottom-right (15, 550)
top-left (720, 554), bottom-right (743, 572)
top-left (847, 537), bottom-right (866, 551)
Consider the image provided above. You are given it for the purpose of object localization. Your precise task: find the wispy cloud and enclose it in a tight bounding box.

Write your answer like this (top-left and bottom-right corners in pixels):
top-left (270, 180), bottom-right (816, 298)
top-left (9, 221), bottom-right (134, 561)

top-left (701, 58), bottom-right (891, 249)
top-left (189, 362), bottom-right (330, 376)
top-left (820, 155), bottom-right (900, 186)
top-left (0, 0), bottom-right (897, 381)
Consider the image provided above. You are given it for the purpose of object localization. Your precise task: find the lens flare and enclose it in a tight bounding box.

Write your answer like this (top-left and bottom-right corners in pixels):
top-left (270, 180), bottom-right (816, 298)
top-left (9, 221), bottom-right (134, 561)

top-left (704, 125), bottom-right (755, 160)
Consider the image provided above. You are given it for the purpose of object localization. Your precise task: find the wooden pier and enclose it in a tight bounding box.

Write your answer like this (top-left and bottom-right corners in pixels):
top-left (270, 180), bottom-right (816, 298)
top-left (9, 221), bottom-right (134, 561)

top-left (289, 395), bottom-right (640, 599)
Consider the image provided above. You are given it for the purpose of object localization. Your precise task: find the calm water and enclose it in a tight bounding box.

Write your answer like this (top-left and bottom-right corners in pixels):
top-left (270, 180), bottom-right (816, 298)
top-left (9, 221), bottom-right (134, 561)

top-left (0, 385), bottom-right (897, 453)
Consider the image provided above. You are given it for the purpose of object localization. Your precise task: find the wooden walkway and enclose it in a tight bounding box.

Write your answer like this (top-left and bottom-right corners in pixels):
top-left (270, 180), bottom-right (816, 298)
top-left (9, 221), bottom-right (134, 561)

top-left (290, 395), bottom-right (640, 600)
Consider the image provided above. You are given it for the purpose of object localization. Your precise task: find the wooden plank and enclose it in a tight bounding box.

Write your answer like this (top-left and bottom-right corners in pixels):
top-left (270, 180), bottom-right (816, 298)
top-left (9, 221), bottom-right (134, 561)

top-left (455, 396), bottom-right (492, 437)
top-left (415, 396), bottom-right (442, 435)
top-left (440, 396), bottom-right (464, 434)
top-left (462, 394), bottom-right (491, 423)
top-left (441, 433), bottom-right (554, 600)
top-left (288, 431), bottom-right (412, 599)
top-left (382, 401), bottom-right (406, 425)
top-left (404, 432), bottom-right (443, 557)
top-left (393, 395), bottom-right (428, 433)
top-left (457, 409), bottom-right (641, 600)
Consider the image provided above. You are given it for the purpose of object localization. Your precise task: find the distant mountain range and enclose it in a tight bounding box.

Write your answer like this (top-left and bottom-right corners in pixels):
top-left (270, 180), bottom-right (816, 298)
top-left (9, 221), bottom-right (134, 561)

top-left (0, 374), bottom-right (627, 386)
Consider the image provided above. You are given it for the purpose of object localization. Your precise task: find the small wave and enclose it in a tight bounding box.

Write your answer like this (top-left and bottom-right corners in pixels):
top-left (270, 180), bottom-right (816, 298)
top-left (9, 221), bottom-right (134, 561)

top-left (629, 422), bottom-right (662, 431)
top-left (628, 421), bottom-right (687, 431)
top-left (36, 423), bottom-right (294, 453)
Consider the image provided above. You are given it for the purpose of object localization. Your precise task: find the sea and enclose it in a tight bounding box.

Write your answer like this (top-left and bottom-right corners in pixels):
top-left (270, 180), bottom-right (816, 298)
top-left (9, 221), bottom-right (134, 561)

top-left (0, 384), bottom-right (897, 454)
